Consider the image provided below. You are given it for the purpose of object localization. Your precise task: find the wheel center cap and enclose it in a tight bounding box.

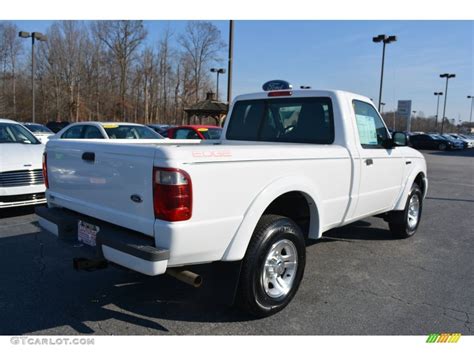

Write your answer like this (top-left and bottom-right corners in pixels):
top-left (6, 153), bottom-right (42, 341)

top-left (275, 260), bottom-right (284, 275)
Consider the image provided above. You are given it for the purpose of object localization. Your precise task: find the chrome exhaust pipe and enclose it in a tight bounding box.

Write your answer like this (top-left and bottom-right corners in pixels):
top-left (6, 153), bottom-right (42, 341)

top-left (166, 268), bottom-right (203, 288)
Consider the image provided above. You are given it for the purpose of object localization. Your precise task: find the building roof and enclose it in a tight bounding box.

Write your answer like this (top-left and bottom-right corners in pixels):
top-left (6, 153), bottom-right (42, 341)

top-left (184, 92), bottom-right (228, 117)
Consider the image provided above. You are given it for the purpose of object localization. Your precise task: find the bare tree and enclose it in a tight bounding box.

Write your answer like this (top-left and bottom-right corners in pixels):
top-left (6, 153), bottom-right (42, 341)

top-left (0, 20), bottom-right (226, 125)
top-left (178, 21), bottom-right (225, 103)
top-left (93, 21), bottom-right (147, 120)
top-left (0, 22), bottom-right (23, 118)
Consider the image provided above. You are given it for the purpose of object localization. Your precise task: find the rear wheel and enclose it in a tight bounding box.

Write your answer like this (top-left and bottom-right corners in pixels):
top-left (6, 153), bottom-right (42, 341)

top-left (236, 214), bottom-right (306, 317)
top-left (388, 183), bottom-right (423, 238)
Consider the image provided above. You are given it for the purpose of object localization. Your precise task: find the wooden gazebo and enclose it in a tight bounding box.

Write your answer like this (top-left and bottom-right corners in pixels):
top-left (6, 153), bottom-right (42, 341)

top-left (184, 92), bottom-right (228, 126)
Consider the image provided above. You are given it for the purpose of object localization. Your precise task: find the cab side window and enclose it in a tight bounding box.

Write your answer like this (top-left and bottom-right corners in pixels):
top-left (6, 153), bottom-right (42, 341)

top-left (62, 125), bottom-right (84, 139)
top-left (353, 100), bottom-right (389, 149)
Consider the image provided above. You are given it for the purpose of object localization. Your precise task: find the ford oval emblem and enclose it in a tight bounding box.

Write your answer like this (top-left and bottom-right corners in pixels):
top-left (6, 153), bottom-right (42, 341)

top-left (262, 80), bottom-right (292, 91)
top-left (130, 194), bottom-right (143, 203)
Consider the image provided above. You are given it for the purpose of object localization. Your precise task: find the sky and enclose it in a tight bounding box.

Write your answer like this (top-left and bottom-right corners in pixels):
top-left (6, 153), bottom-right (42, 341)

top-left (9, 20), bottom-right (474, 123)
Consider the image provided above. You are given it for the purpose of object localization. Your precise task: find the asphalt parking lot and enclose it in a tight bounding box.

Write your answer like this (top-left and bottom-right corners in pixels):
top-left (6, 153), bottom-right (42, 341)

top-left (0, 149), bottom-right (473, 335)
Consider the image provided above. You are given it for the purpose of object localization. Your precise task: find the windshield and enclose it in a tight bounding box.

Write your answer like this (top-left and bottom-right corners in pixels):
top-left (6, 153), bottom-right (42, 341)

top-left (25, 124), bottom-right (53, 134)
top-left (441, 134), bottom-right (455, 141)
top-left (103, 125), bottom-right (163, 139)
top-left (0, 123), bottom-right (41, 144)
top-left (429, 134), bottom-right (443, 140)
top-left (200, 128), bottom-right (222, 139)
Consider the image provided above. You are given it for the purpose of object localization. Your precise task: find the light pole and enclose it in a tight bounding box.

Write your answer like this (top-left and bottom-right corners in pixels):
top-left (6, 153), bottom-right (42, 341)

top-left (380, 102), bottom-right (386, 114)
top-left (373, 34), bottom-right (397, 112)
top-left (439, 73), bottom-right (455, 134)
top-left (434, 92), bottom-right (443, 130)
top-left (468, 95), bottom-right (474, 130)
top-left (19, 31), bottom-right (47, 123)
top-left (227, 20), bottom-right (234, 104)
top-left (210, 68), bottom-right (226, 101)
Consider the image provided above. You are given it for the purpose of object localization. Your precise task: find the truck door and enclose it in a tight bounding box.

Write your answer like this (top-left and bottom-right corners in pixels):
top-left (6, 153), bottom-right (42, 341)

top-left (351, 100), bottom-right (405, 218)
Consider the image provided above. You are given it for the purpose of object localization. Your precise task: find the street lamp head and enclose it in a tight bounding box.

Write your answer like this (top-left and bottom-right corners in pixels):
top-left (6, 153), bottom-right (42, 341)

top-left (434, 92), bottom-right (443, 96)
top-left (33, 32), bottom-right (47, 41)
top-left (211, 68), bottom-right (225, 74)
top-left (440, 73), bottom-right (455, 79)
top-left (372, 34), bottom-right (386, 43)
top-left (18, 31), bottom-right (31, 38)
top-left (385, 35), bottom-right (397, 43)
top-left (468, 95), bottom-right (473, 99)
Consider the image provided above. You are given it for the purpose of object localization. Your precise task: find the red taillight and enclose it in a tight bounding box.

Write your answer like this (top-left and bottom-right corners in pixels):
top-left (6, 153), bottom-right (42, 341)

top-left (42, 152), bottom-right (49, 189)
top-left (268, 90), bottom-right (293, 97)
top-left (153, 167), bottom-right (192, 222)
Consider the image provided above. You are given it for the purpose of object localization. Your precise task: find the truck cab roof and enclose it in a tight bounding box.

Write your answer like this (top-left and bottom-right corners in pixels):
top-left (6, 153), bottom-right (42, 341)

top-left (234, 89), bottom-right (371, 103)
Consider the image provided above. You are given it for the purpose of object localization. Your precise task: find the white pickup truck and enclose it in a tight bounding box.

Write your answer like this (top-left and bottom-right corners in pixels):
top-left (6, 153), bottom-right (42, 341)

top-left (37, 81), bottom-right (428, 317)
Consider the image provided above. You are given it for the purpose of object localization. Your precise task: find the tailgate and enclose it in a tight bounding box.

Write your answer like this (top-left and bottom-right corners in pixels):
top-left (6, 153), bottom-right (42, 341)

top-left (46, 140), bottom-right (158, 236)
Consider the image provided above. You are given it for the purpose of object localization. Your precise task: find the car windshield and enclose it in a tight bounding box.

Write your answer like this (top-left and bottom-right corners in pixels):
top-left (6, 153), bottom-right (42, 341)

top-left (199, 128), bottom-right (222, 139)
top-left (0, 123), bottom-right (41, 144)
top-left (25, 124), bottom-right (53, 134)
top-left (103, 124), bottom-right (163, 139)
top-left (429, 134), bottom-right (443, 140)
top-left (441, 134), bottom-right (455, 141)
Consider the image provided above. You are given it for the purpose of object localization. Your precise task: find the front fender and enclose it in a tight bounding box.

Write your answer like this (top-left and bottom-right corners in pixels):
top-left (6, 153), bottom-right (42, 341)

top-left (221, 175), bottom-right (322, 261)
top-left (393, 158), bottom-right (427, 210)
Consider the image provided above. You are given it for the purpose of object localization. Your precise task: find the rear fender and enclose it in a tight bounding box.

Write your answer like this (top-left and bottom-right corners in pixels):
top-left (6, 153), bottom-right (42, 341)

top-left (221, 176), bottom-right (321, 261)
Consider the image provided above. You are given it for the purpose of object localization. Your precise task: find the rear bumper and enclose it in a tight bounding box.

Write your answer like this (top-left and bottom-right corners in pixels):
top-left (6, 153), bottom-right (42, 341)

top-left (35, 206), bottom-right (169, 276)
top-left (0, 192), bottom-right (46, 208)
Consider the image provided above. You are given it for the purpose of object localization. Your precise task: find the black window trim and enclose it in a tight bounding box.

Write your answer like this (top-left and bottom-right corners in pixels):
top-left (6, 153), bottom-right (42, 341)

top-left (225, 96), bottom-right (335, 145)
top-left (352, 99), bottom-right (390, 150)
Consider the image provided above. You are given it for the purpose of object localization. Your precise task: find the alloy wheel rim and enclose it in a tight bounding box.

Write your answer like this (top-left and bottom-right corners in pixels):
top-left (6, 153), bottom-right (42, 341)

top-left (261, 239), bottom-right (298, 299)
top-left (407, 194), bottom-right (420, 229)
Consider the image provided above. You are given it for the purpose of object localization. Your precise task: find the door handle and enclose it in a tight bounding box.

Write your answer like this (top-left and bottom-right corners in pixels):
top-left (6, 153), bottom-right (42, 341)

top-left (365, 158), bottom-right (373, 166)
top-left (405, 160), bottom-right (412, 165)
top-left (82, 152), bottom-right (95, 162)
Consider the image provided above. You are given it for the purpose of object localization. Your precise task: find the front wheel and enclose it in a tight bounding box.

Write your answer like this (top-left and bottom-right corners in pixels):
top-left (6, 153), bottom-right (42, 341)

top-left (438, 143), bottom-right (447, 151)
top-left (236, 214), bottom-right (306, 317)
top-left (388, 183), bottom-right (423, 238)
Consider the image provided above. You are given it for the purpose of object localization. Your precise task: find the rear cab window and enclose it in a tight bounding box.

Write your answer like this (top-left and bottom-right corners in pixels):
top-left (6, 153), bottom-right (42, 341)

top-left (226, 97), bottom-right (334, 144)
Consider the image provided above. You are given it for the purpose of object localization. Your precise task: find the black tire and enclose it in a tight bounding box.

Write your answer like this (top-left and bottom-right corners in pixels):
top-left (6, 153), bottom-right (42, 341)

top-left (236, 214), bottom-right (306, 317)
top-left (388, 183), bottom-right (423, 239)
top-left (438, 143), bottom-right (447, 151)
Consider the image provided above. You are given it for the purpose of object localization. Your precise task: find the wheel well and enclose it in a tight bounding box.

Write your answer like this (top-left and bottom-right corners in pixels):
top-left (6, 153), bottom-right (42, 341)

top-left (414, 172), bottom-right (426, 196)
top-left (263, 191), bottom-right (312, 237)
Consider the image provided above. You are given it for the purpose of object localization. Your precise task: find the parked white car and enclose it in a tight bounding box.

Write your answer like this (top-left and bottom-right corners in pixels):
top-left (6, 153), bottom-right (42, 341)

top-left (449, 133), bottom-right (474, 148)
top-left (38, 81), bottom-right (428, 317)
top-left (23, 122), bottom-right (55, 144)
top-left (0, 119), bottom-right (46, 208)
top-left (51, 122), bottom-right (164, 140)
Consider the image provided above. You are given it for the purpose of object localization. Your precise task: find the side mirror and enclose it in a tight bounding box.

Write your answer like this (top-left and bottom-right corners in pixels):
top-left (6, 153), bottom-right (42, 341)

top-left (392, 132), bottom-right (408, 147)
